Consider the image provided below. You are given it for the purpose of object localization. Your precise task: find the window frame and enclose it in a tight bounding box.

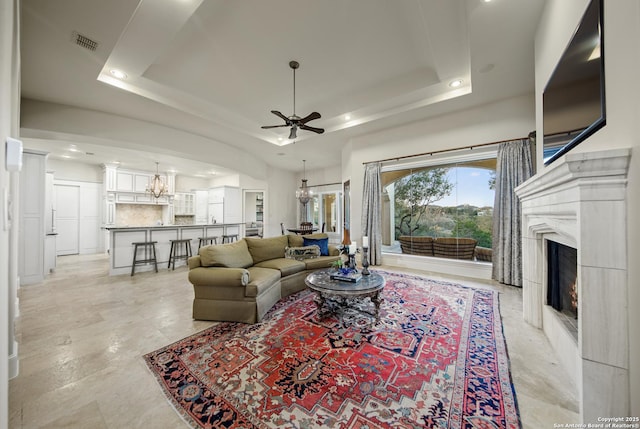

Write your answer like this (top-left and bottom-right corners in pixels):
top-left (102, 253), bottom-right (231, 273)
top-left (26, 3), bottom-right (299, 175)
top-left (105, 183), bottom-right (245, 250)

top-left (301, 185), bottom-right (342, 241)
top-left (380, 146), bottom-right (497, 272)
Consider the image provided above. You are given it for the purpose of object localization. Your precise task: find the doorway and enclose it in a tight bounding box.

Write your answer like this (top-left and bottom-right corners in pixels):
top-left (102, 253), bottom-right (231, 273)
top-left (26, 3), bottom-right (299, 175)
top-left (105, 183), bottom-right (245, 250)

top-left (55, 184), bottom-right (80, 255)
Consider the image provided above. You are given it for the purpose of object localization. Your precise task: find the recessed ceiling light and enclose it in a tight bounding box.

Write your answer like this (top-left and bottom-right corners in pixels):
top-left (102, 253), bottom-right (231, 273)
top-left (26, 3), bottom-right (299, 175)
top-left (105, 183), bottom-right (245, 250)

top-left (449, 79), bottom-right (463, 88)
top-left (61, 155), bottom-right (72, 159)
top-left (483, 0), bottom-right (492, 2)
top-left (344, 115), bottom-right (351, 121)
top-left (110, 69), bottom-right (127, 79)
top-left (278, 137), bottom-right (283, 141)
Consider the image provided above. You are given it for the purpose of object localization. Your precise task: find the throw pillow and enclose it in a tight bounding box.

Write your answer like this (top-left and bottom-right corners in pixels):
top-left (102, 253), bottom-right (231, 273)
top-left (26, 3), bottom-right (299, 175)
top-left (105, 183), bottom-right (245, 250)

top-left (245, 235), bottom-right (289, 264)
top-left (285, 245), bottom-right (321, 261)
top-left (303, 237), bottom-right (329, 256)
top-left (199, 239), bottom-right (253, 268)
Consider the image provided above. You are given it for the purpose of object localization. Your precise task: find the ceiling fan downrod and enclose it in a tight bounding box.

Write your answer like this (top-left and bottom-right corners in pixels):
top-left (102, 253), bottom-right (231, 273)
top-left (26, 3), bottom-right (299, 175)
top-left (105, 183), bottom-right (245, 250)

top-left (290, 60), bottom-right (299, 118)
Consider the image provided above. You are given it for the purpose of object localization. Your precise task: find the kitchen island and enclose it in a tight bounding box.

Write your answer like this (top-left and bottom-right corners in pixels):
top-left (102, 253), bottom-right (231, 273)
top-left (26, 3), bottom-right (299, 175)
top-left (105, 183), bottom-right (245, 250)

top-left (105, 223), bottom-right (241, 276)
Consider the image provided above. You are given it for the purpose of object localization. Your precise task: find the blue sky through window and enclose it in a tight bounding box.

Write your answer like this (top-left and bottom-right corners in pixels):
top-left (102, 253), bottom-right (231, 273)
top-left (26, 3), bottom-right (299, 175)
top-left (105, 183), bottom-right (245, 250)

top-left (436, 167), bottom-right (495, 208)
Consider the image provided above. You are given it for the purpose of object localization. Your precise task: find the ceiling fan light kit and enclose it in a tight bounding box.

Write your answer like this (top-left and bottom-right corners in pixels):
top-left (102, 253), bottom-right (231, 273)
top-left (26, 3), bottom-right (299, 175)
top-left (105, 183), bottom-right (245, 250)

top-left (261, 60), bottom-right (325, 139)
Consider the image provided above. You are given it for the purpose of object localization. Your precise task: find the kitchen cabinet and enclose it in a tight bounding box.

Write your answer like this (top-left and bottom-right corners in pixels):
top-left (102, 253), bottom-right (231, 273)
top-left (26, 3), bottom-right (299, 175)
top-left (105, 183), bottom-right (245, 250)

top-left (174, 192), bottom-right (195, 215)
top-left (107, 167), bottom-right (173, 195)
top-left (114, 192), bottom-right (169, 205)
top-left (116, 170), bottom-right (158, 193)
top-left (115, 171), bottom-right (134, 192)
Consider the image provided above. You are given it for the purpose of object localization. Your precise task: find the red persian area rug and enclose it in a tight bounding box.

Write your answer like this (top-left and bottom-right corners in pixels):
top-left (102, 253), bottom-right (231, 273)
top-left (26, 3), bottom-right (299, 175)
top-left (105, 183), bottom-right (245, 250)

top-left (143, 270), bottom-right (520, 429)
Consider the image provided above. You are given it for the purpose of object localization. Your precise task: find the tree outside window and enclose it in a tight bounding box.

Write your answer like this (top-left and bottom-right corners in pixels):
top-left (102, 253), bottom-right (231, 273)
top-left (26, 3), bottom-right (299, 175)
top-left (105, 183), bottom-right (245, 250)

top-left (384, 159), bottom-right (496, 257)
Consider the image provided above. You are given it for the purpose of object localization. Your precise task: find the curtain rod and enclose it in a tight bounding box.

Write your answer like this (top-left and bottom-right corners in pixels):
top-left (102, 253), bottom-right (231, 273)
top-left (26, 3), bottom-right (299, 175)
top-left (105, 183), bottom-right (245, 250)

top-left (308, 181), bottom-right (342, 188)
top-left (362, 133), bottom-right (534, 165)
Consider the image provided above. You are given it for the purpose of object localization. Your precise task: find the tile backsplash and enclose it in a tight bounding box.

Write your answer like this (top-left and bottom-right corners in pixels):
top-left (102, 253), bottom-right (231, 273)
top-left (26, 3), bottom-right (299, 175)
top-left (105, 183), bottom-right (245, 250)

top-left (116, 204), bottom-right (164, 226)
top-left (174, 215), bottom-right (195, 225)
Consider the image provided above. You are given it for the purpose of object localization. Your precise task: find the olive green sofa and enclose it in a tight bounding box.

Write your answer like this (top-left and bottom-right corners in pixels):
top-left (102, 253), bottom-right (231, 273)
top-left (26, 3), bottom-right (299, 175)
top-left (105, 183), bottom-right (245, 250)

top-left (187, 233), bottom-right (340, 324)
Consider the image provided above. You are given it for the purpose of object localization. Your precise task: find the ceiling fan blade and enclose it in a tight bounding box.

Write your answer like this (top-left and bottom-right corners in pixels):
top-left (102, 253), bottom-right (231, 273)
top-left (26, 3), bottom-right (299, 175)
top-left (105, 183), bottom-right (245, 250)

top-left (298, 111), bottom-right (321, 124)
top-left (288, 126), bottom-right (298, 139)
top-left (261, 124), bottom-right (289, 129)
top-left (271, 110), bottom-right (290, 123)
top-left (299, 124), bottom-right (325, 134)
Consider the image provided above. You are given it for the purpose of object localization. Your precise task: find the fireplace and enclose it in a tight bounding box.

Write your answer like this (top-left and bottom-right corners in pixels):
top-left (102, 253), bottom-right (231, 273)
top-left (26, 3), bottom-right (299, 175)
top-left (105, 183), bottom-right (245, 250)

top-left (546, 240), bottom-right (578, 333)
top-left (515, 149), bottom-right (630, 423)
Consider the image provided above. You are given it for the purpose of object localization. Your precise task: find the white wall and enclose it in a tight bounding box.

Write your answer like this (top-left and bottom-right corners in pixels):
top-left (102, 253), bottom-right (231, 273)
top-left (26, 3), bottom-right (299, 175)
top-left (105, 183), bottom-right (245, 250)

top-left (1, 1), bottom-right (20, 427)
top-left (299, 164), bottom-right (342, 188)
top-left (536, 0), bottom-right (640, 415)
top-left (345, 94), bottom-right (535, 248)
top-left (174, 175), bottom-right (209, 192)
top-left (46, 158), bottom-right (102, 183)
top-left (264, 166), bottom-right (298, 238)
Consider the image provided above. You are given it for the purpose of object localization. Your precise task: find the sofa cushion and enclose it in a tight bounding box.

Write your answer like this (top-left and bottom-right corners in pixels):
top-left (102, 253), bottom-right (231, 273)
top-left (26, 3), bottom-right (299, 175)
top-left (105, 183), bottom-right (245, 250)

top-left (245, 267), bottom-right (282, 298)
top-left (285, 245), bottom-right (320, 260)
top-left (199, 239), bottom-right (253, 268)
top-left (246, 235), bottom-right (289, 264)
top-left (254, 258), bottom-right (306, 277)
top-left (303, 236), bottom-right (329, 256)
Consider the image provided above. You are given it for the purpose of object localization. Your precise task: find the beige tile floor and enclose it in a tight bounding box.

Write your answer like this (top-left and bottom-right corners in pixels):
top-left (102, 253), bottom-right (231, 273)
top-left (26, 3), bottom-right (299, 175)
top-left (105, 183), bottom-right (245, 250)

top-left (9, 254), bottom-right (579, 428)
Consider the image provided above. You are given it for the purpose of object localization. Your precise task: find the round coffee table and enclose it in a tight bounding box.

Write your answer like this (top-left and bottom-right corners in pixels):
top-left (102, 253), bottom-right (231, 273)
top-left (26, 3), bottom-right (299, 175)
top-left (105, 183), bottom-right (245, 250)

top-left (305, 269), bottom-right (385, 326)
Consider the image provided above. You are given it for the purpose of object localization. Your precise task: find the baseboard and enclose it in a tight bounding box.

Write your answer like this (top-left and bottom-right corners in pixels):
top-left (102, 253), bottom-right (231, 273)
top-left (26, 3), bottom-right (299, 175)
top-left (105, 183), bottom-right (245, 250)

top-left (9, 342), bottom-right (19, 379)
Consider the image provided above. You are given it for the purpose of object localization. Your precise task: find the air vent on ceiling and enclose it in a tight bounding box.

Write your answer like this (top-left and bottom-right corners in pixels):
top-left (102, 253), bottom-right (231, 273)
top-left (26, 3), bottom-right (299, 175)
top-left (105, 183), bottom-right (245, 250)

top-left (71, 31), bottom-right (99, 52)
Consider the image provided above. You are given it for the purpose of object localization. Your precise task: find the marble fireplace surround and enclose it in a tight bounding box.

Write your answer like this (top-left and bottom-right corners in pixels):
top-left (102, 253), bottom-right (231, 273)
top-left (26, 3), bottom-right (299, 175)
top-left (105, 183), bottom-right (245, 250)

top-left (515, 149), bottom-right (631, 422)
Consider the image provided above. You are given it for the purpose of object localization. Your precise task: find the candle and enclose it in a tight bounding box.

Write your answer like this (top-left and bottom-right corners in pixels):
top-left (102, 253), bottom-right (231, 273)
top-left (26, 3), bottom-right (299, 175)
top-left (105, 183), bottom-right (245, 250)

top-left (349, 241), bottom-right (356, 254)
top-left (362, 236), bottom-right (369, 248)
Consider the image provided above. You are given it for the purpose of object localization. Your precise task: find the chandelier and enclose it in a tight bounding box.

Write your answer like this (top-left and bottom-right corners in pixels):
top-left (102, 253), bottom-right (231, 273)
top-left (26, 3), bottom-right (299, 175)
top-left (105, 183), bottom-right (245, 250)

top-left (147, 162), bottom-right (167, 201)
top-left (296, 160), bottom-right (313, 205)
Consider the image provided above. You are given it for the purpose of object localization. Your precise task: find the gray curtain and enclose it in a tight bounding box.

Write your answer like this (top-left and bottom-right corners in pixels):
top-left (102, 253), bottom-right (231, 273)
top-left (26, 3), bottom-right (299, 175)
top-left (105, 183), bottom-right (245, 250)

top-left (362, 162), bottom-right (382, 265)
top-left (492, 138), bottom-right (533, 286)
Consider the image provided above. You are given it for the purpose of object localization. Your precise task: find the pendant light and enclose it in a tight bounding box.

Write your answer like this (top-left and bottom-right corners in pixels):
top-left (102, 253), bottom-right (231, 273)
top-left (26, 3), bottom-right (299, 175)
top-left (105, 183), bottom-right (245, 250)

top-left (147, 162), bottom-right (167, 201)
top-left (296, 160), bottom-right (313, 204)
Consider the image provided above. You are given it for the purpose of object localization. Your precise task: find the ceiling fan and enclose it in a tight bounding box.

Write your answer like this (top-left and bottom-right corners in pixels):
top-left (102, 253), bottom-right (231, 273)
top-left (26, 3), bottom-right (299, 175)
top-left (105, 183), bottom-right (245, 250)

top-left (261, 60), bottom-right (324, 140)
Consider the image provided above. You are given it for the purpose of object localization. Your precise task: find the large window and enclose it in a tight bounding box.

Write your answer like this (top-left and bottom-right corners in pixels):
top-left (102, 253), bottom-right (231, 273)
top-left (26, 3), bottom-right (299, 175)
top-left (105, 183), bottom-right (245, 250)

top-left (382, 152), bottom-right (496, 263)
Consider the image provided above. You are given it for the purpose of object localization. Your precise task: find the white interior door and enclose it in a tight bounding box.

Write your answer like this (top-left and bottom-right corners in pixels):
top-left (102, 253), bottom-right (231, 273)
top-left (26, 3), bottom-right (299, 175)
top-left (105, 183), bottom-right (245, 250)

top-left (55, 184), bottom-right (80, 255)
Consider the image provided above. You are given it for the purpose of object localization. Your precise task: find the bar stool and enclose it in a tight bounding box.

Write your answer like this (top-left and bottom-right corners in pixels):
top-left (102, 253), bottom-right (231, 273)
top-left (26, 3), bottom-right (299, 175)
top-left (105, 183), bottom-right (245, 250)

top-left (131, 241), bottom-right (158, 276)
top-left (197, 236), bottom-right (218, 251)
top-left (222, 234), bottom-right (238, 243)
top-left (168, 239), bottom-right (193, 270)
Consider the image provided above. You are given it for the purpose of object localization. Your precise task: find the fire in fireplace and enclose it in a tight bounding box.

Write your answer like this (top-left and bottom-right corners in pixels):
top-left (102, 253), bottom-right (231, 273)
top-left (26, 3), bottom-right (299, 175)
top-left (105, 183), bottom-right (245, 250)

top-left (547, 240), bottom-right (578, 319)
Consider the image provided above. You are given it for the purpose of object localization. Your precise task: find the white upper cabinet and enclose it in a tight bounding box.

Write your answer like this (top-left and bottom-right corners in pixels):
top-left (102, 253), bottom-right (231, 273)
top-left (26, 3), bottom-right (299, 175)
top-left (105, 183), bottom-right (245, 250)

top-left (174, 192), bottom-right (195, 215)
top-left (106, 167), bottom-right (172, 196)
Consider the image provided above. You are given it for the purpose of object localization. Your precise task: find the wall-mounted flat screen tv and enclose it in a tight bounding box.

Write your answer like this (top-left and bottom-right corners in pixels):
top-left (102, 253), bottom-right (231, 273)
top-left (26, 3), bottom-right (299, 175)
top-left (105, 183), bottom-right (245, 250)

top-left (542, 0), bottom-right (605, 165)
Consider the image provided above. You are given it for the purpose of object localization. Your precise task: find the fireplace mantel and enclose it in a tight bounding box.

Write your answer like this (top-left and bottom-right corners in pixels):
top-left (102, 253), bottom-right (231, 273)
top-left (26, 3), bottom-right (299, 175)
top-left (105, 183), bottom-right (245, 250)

top-left (515, 148), bottom-right (631, 422)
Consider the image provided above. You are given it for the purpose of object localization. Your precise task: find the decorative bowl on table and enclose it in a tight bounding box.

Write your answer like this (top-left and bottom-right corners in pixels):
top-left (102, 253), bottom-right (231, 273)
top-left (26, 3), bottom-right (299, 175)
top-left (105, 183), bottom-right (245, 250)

top-left (330, 267), bottom-right (362, 283)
